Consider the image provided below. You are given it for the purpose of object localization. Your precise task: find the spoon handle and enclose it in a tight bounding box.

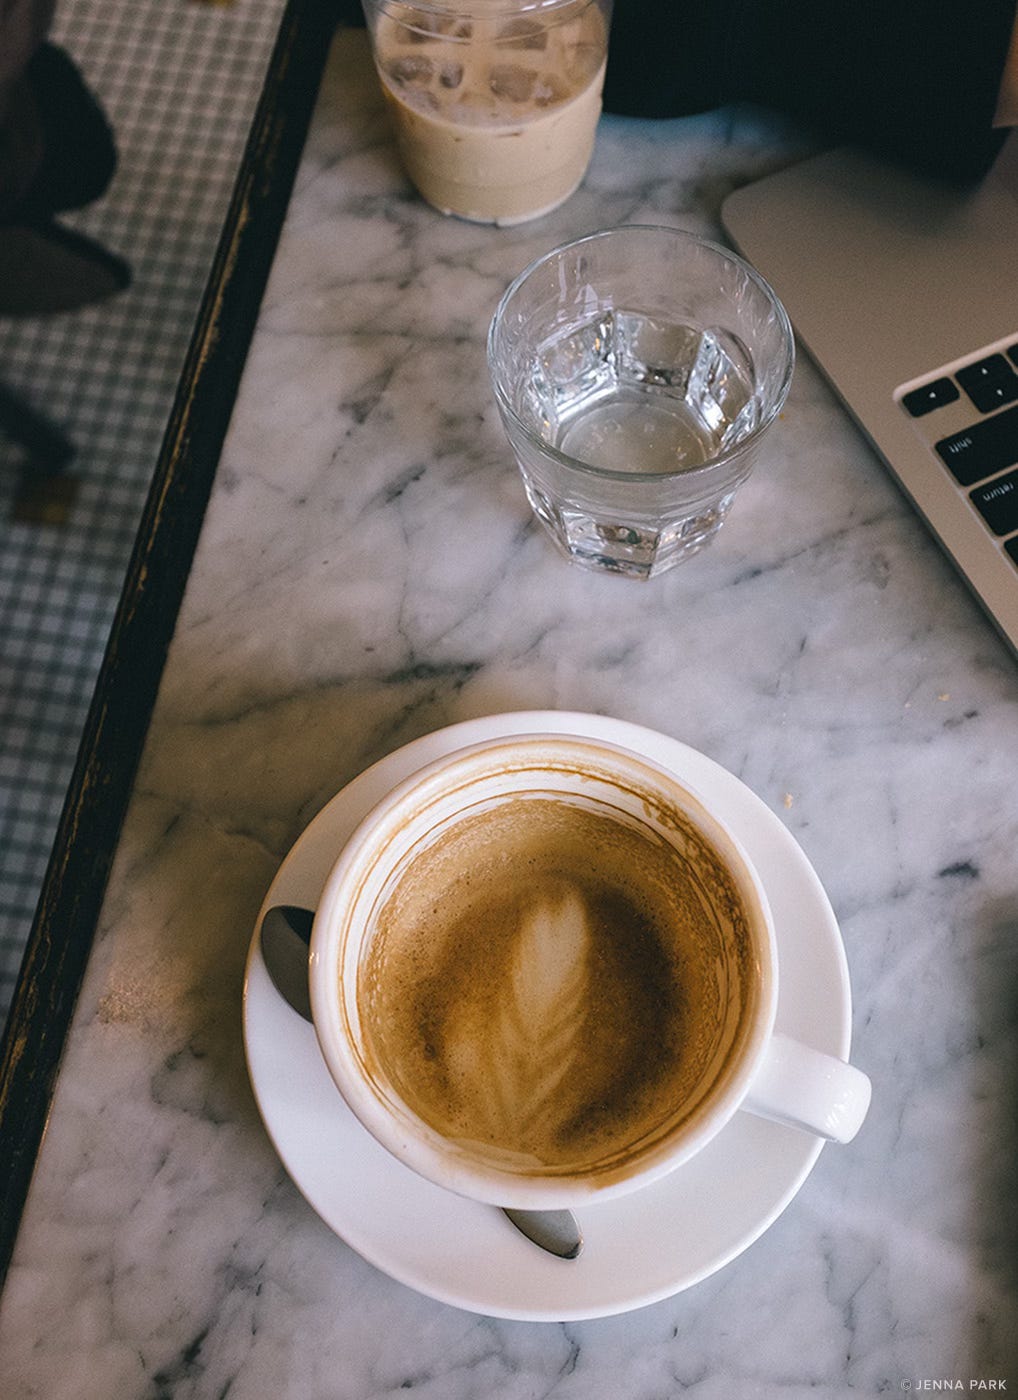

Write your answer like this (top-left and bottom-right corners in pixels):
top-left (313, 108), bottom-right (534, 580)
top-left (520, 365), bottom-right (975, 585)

top-left (260, 904), bottom-right (584, 1260)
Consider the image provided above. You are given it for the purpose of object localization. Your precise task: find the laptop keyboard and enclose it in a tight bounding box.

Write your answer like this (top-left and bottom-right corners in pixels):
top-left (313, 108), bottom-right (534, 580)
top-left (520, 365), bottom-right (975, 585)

top-left (901, 343), bottom-right (1018, 564)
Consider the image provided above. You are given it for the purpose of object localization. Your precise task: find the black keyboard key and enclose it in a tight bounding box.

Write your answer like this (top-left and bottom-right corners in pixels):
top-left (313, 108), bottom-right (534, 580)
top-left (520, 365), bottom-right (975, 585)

top-left (1008, 344), bottom-right (1018, 370)
top-left (967, 378), bottom-right (1018, 412)
top-left (1006, 536), bottom-right (1018, 568)
top-left (970, 468), bottom-right (1018, 535)
top-left (902, 377), bottom-right (959, 417)
top-left (936, 405), bottom-right (1018, 485)
top-left (957, 353), bottom-right (1014, 387)
top-left (956, 354), bottom-right (1018, 412)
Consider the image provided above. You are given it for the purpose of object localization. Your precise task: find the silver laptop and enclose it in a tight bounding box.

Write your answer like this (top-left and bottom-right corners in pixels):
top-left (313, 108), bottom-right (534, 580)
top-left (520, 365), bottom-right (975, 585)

top-left (721, 133), bottom-right (1018, 657)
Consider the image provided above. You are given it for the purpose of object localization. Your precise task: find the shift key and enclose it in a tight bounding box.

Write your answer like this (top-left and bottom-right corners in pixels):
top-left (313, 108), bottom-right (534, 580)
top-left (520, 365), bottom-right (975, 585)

top-left (970, 468), bottom-right (1018, 536)
top-left (936, 405), bottom-right (1018, 485)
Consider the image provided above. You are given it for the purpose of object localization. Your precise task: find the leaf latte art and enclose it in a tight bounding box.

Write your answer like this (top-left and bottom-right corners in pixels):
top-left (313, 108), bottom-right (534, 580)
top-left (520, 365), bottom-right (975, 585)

top-left (443, 888), bottom-right (590, 1149)
top-left (359, 796), bottom-right (755, 1179)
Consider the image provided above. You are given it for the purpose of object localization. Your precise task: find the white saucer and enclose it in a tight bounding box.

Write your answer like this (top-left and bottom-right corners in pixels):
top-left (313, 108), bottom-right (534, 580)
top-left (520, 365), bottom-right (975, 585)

top-left (243, 711), bottom-right (855, 1321)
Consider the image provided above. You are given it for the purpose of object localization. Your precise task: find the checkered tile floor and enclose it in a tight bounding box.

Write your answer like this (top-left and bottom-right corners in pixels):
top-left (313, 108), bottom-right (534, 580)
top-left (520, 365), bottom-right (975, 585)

top-left (0, 0), bottom-right (289, 1028)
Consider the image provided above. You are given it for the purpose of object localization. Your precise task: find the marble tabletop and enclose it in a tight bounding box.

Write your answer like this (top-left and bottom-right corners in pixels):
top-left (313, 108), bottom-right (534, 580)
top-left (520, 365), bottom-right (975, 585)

top-left (2, 25), bottom-right (1017, 1399)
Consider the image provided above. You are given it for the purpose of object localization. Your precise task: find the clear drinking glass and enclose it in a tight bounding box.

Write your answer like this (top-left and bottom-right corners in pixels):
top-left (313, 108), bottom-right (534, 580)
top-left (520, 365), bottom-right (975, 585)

top-left (360, 0), bottom-right (612, 225)
top-left (487, 225), bottom-right (795, 577)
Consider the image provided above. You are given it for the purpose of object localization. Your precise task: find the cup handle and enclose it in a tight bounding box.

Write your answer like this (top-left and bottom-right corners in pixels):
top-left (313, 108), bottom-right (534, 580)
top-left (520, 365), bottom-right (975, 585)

top-left (743, 1032), bottom-right (872, 1143)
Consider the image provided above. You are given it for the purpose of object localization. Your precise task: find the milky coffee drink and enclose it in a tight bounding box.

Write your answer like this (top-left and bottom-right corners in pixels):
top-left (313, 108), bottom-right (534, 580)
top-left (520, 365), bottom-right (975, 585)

top-left (359, 793), bottom-right (758, 1183)
top-left (367, 0), bottom-right (610, 224)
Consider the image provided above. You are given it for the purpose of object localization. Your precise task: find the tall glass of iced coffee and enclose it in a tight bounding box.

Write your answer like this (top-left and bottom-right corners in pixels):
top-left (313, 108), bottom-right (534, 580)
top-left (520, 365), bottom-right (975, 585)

top-left (360, 0), bottom-right (612, 225)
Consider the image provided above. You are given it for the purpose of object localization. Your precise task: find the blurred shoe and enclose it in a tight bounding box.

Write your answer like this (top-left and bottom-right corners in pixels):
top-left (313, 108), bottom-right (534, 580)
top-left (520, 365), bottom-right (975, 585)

top-left (0, 219), bottom-right (130, 316)
top-left (12, 42), bottom-right (118, 221)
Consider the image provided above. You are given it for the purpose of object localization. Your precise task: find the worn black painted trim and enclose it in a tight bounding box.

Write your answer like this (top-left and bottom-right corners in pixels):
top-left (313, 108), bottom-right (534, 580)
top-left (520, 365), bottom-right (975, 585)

top-left (0, 0), bottom-right (338, 1287)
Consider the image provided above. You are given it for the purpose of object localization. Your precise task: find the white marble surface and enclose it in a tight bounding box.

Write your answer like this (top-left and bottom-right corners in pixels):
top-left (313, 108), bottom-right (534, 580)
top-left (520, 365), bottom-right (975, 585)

top-left (2, 26), bottom-right (1017, 1398)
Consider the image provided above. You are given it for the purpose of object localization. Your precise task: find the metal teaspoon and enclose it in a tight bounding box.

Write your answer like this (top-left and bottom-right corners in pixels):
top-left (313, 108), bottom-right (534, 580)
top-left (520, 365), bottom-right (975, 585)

top-left (258, 904), bottom-right (584, 1261)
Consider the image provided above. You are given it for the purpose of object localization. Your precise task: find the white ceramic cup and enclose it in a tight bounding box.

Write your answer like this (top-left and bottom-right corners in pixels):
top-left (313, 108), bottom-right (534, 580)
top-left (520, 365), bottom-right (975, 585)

top-left (309, 735), bottom-right (871, 1209)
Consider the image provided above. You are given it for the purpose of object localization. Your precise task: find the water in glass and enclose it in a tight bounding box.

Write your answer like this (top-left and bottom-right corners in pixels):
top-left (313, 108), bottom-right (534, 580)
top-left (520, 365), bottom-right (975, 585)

top-left (527, 311), bottom-right (759, 474)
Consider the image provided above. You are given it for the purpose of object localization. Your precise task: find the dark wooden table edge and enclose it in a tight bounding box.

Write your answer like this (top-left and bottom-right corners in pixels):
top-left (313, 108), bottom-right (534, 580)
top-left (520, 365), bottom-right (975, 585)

top-left (0, 0), bottom-right (339, 1288)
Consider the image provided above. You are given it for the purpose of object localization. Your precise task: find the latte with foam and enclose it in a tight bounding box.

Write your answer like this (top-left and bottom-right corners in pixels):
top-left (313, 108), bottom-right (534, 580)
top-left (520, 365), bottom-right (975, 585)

top-left (358, 792), bottom-right (758, 1182)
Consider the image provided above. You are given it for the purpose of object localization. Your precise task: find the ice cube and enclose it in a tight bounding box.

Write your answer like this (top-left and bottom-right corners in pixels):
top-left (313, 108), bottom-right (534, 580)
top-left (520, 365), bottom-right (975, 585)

top-left (496, 17), bottom-right (547, 50)
top-left (408, 14), bottom-right (440, 42)
top-left (409, 14), bottom-right (473, 41)
top-left (438, 61), bottom-right (464, 89)
top-left (533, 75), bottom-right (570, 107)
top-left (489, 63), bottom-right (535, 102)
top-left (567, 40), bottom-right (603, 82)
top-left (388, 54), bottom-right (434, 85)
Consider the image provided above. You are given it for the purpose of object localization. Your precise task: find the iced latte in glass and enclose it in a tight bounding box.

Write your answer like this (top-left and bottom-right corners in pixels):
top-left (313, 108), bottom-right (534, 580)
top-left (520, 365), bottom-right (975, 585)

top-left (361, 0), bottom-right (612, 225)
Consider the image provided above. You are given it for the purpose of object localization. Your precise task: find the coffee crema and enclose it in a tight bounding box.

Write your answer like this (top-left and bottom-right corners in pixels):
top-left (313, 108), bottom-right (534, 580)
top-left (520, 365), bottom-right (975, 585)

top-left (358, 793), bottom-right (757, 1180)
